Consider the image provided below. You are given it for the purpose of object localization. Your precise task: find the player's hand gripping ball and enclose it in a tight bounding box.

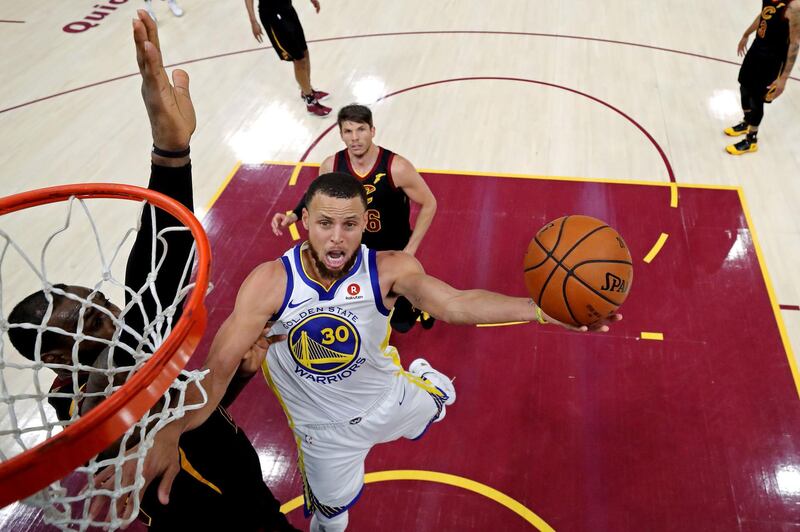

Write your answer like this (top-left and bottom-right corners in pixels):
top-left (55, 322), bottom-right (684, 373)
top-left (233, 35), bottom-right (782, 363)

top-left (524, 215), bottom-right (633, 327)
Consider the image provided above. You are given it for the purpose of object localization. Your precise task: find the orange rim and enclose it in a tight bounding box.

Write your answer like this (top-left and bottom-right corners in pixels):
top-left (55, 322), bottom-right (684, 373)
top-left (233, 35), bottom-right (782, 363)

top-left (0, 183), bottom-right (211, 508)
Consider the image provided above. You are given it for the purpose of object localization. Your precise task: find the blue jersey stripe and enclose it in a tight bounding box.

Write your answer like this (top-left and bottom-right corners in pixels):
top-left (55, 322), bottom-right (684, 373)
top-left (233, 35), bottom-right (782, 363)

top-left (271, 255), bottom-right (294, 321)
top-left (368, 249), bottom-right (391, 316)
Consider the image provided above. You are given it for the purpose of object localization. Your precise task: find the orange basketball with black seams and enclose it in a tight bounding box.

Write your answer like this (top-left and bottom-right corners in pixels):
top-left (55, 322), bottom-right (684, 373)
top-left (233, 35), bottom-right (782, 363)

top-left (524, 215), bottom-right (633, 327)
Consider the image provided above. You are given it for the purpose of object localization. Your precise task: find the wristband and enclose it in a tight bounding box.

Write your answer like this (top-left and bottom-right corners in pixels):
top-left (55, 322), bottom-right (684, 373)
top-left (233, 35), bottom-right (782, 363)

top-left (152, 144), bottom-right (190, 158)
top-left (535, 305), bottom-right (546, 325)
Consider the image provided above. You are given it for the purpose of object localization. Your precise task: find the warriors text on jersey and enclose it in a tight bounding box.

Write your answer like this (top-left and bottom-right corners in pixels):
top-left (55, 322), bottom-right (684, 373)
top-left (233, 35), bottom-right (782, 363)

top-left (334, 147), bottom-right (412, 251)
top-left (265, 243), bottom-right (397, 426)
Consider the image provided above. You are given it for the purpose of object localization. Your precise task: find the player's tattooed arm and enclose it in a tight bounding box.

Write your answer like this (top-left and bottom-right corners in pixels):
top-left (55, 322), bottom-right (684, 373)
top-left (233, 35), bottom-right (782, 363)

top-left (768, 3), bottom-right (800, 99)
top-left (784, 3), bottom-right (800, 78)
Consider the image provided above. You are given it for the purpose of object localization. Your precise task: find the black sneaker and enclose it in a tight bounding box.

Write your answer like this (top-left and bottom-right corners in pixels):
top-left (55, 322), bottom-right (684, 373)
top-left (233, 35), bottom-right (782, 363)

top-left (724, 121), bottom-right (749, 137)
top-left (725, 137), bottom-right (758, 155)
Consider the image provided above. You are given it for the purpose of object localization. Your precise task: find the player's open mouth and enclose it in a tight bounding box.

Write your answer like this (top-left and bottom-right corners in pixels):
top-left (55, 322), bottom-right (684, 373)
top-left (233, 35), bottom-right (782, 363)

top-left (325, 250), bottom-right (347, 269)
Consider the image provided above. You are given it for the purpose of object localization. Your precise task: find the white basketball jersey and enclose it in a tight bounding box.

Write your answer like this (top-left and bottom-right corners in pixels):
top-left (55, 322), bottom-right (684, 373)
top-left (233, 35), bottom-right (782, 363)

top-left (265, 243), bottom-right (397, 426)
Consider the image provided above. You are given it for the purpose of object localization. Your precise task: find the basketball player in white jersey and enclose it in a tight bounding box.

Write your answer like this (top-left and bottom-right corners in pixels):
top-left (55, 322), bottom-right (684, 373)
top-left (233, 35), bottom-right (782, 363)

top-left (101, 21), bottom-right (620, 530)
top-left (115, 173), bottom-right (621, 530)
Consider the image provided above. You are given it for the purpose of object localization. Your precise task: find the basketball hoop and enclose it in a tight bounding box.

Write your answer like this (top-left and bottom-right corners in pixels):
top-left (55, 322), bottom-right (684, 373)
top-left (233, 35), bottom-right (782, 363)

top-left (0, 183), bottom-right (212, 529)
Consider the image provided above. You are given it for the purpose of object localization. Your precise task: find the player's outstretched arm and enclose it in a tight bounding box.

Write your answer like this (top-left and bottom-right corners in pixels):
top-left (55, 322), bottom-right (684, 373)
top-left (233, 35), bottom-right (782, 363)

top-left (126, 10), bottom-right (199, 334)
top-left (385, 252), bottom-right (618, 332)
top-left (91, 260), bottom-right (287, 520)
top-left (149, 260), bottom-right (286, 497)
top-left (90, 12), bottom-right (199, 521)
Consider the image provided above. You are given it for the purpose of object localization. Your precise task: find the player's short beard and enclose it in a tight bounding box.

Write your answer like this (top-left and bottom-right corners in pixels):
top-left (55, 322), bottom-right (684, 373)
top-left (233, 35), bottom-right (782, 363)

top-left (308, 244), bottom-right (359, 281)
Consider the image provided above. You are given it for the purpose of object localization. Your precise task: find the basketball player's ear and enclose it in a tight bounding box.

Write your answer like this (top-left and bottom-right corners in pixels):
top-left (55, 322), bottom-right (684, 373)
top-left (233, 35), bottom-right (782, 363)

top-left (301, 207), bottom-right (309, 230)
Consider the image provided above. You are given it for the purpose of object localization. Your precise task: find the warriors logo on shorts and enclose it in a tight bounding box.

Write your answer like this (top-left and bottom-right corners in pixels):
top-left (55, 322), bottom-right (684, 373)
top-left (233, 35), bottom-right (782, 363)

top-left (289, 314), bottom-right (361, 374)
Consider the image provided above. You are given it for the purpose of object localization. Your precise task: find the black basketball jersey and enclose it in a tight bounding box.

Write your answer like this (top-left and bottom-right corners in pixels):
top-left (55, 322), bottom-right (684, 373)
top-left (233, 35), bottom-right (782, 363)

top-left (752, 0), bottom-right (791, 55)
top-left (334, 146), bottom-right (412, 251)
top-left (261, 0), bottom-right (293, 8)
top-left (259, 0), bottom-right (294, 15)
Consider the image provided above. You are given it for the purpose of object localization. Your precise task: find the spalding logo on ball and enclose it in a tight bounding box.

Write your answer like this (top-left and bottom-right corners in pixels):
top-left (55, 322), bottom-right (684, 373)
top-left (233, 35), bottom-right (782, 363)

top-left (524, 215), bottom-right (633, 327)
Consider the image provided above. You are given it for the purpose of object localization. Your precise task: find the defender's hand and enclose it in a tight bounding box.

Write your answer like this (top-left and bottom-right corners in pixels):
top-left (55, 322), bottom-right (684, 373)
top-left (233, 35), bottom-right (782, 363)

top-left (238, 324), bottom-right (287, 378)
top-left (737, 35), bottom-right (749, 57)
top-left (133, 10), bottom-right (195, 151)
top-left (251, 20), bottom-right (264, 43)
top-left (766, 77), bottom-right (787, 101)
top-left (88, 424), bottom-right (181, 524)
top-left (271, 212), bottom-right (298, 236)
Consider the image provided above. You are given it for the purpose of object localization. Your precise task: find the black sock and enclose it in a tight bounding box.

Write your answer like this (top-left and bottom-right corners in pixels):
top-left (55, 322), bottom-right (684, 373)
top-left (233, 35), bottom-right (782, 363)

top-left (746, 131), bottom-right (757, 143)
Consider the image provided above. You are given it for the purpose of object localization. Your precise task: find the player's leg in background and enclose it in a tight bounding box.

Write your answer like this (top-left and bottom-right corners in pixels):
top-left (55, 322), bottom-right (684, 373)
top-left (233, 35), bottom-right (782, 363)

top-left (296, 51), bottom-right (331, 117)
top-left (294, 52), bottom-right (313, 97)
top-left (727, 84), bottom-right (762, 155)
top-left (724, 83), bottom-right (752, 136)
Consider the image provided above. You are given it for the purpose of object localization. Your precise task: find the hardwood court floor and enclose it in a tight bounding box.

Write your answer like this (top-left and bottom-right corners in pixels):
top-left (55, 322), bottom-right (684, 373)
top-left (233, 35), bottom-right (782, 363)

top-left (2, 0), bottom-right (800, 530)
top-left (204, 164), bottom-right (800, 530)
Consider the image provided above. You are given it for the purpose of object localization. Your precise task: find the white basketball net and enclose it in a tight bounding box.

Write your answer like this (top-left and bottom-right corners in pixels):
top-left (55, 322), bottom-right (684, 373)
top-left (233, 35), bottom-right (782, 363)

top-left (0, 195), bottom-right (208, 530)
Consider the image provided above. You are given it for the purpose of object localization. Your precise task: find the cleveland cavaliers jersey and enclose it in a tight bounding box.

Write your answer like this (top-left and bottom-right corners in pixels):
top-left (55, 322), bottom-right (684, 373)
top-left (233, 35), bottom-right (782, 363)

top-left (333, 146), bottom-right (412, 251)
top-left (753, 0), bottom-right (791, 55)
top-left (265, 242), bottom-right (397, 426)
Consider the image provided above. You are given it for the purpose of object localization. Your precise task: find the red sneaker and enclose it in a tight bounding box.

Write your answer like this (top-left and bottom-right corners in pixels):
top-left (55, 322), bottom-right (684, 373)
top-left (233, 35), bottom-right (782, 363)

top-left (301, 89), bottom-right (330, 101)
top-left (306, 100), bottom-right (332, 117)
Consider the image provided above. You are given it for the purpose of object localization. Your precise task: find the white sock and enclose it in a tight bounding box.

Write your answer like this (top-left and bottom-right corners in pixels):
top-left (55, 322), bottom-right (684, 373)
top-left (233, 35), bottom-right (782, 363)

top-left (144, 0), bottom-right (157, 20)
top-left (167, 0), bottom-right (183, 16)
top-left (310, 510), bottom-right (349, 532)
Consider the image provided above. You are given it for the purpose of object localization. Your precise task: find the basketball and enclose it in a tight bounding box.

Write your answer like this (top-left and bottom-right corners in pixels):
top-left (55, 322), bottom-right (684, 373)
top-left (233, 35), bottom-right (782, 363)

top-left (524, 215), bottom-right (633, 327)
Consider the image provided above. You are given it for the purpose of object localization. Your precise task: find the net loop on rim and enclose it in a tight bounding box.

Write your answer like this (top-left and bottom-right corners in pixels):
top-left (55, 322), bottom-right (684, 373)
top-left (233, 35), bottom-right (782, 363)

top-left (0, 183), bottom-right (212, 530)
